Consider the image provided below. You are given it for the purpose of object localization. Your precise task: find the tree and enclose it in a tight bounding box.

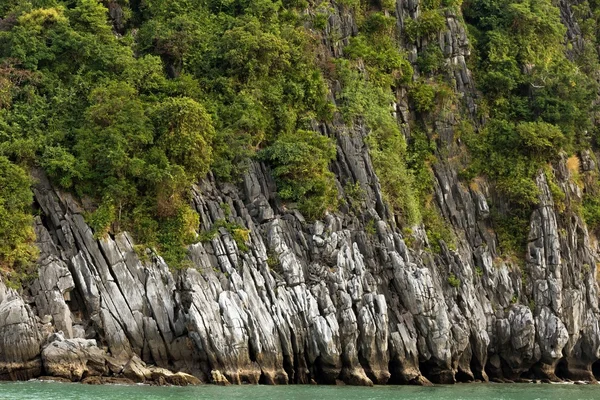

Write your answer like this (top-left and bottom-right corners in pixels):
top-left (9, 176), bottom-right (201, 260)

top-left (261, 130), bottom-right (337, 219)
top-left (153, 97), bottom-right (214, 180)
top-left (74, 81), bottom-right (152, 200)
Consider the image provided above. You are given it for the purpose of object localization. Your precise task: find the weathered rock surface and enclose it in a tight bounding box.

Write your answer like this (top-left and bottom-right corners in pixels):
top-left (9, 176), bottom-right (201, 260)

top-left (42, 333), bottom-right (108, 381)
top-left (40, 331), bottom-right (200, 386)
top-left (0, 0), bottom-right (599, 387)
top-left (0, 278), bottom-right (42, 380)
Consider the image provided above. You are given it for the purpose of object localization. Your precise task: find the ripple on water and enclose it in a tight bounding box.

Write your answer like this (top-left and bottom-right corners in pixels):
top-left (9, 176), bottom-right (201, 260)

top-left (0, 381), bottom-right (599, 400)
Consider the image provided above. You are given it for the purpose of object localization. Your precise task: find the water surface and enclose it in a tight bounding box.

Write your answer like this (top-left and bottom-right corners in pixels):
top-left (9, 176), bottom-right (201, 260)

top-left (0, 381), bottom-right (598, 400)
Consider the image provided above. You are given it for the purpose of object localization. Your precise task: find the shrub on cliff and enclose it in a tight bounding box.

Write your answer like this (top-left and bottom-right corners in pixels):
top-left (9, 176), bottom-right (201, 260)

top-left (463, 0), bottom-right (597, 254)
top-left (0, 157), bottom-right (38, 288)
top-left (0, 0), bottom-right (336, 268)
top-left (260, 130), bottom-right (338, 220)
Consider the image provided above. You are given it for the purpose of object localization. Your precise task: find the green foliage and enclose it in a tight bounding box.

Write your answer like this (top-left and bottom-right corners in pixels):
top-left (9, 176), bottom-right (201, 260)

top-left (465, 0), bottom-right (596, 140)
top-left (344, 181), bottom-right (366, 213)
top-left (0, 157), bottom-right (38, 288)
top-left (0, 0), bottom-right (336, 269)
top-left (409, 82), bottom-right (436, 113)
top-left (423, 0), bottom-right (464, 9)
top-left (583, 196), bottom-right (600, 232)
top-left (366, 123), bottom-right (421, 225)
top-left (153, 205), bottom-right (199, 268)
top-left (462, 0), bottom-right (598, 257)
top-left (544, 167), bottom-right (566, 212)
top-left (151, 97), bottom-right (215, 181)
top-left (4, 0), bottom-right (598, 277)
top-left (74, 81), bottom-right (153, 199)
top-left (220, 202), bottom-right (232, 218)
top-left (402, 227), bottom-right (415, 248)
top-left (260, 130), bottom-right (338, 220)
top-left (337, 0), bottom-right (360, 7)
top-left (232, 228), bottom-right (250, 252)
top-left (578, 156), bottom-right (600, 233)
top-left (266, 250), bottom-right (282, 274)
top-left (423, 206), bottom-right (456, 252)
top-left (404, 9), bottom-right (446, 42)
top-left (199, 219), bottom-right (250, 253)
top-left (570, 1), bottom-right (600, 74)
top-left (465, 120), bottom-right (566, 207)
top-left (407, 128), bottom-right (456, 252)
top-left (490, 210), bottom-right (530, 256)
top-left (344, 18), bottom-right (413, 87)
top-left (416, 44), bottom-right (446, 74)
top-left (337, 16), bottom-right (420, 226)
top-left (133, 245), bottom-right (151, 263)
top-left (365, 219), bottom-right (377, 236)
top-left (341, 0), bottom-right (458, 234)
top-left (87, 200), bottom-right (116, 239)
top-left (136, 0), bottom-right (332, 182)
top-left (447, 273), bottom-right (461, 288)
top-left (409, 79), bottom-right (454, 114)
top-left (461, 0), bottom-right (598, 254)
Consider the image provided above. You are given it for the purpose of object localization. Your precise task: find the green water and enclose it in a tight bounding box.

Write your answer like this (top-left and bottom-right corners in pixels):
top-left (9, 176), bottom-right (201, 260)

top-left (0, 382), bottom-right (599, 400)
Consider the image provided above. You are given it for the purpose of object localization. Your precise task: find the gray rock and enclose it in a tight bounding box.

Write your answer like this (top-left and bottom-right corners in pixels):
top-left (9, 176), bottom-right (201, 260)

top-left (1, 0), bottom-right (599, 387)
top-left (42, 335), bottom-right (108, 381)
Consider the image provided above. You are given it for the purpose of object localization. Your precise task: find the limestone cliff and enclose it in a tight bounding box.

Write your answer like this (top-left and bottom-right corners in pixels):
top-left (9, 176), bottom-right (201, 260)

top-left (1, 0), bottom-right (600, 386)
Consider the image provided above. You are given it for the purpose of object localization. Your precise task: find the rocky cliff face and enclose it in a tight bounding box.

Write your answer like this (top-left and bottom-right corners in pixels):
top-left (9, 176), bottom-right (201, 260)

top-left (1, 0), bottom-right (600, 386)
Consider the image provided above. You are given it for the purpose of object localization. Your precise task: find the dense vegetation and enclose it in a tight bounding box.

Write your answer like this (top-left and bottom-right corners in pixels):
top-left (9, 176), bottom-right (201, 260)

top-left (463, 0), bottom-right (599, 254)
top-left (0, 156), bottom-right (37, 288)
top-left (0, 0), bottom-right (431, 281)
top-left (335, 4), bottom-right (420, 225)
top-left (2, 0), bottom-right (600, 284)
top-left (0, 0), bottom-right (336, 275)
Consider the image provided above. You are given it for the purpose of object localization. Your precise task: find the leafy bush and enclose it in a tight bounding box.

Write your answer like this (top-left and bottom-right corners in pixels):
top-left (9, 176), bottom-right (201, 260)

top-left (152, 97), bottom-right (215, 181)
top-left (336, 59), bottom-right (420, 225)
top-left (404, 9), bottom-right (446, 42)
top-left (367, 122), bottom-right (421, 225)
top-left (154, 205), bottom-right (199, 268)
top-left (344, 34), bottom-right (413, 87)
top-left (447, 273), bottom-right (461, 288)
top-left (409, 80), bottom-right (454, 113)
top-left (232, 228), bottom-right (250, 252)
top-left (260, 130), bottom-right (338, 220)
top-left (462, 0), bottom-right (598, 254)
top-left (87, 200), bottom-right (116, 239)
top-left (409, 82), bottom-right (436, 113)
top-left (0, 0), bottom-right (335, 268)
top-left (416, 43), bottom-right (446, 74)
top-left (0, 157), bottom-right (38, 288)
top-left (491, 210), bottom-right (530, 256)
top-left (362, 12), bottom-right (397, 36)
top-left (583, 196), bottom-right (600, 232)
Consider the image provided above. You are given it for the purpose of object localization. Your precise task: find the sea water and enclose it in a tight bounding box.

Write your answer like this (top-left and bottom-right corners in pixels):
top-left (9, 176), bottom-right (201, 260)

top-left (0, 381), bottom-right (599, 400)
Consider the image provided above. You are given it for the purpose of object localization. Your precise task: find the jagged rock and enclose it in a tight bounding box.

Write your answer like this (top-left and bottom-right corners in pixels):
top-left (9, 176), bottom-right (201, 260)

top-left (148, 367), bottom-right (198, 386)
top-left (169, 372), bottom-right (202, 386)
top-left (41, 333), bottom-right (108, 381)
top-left (81, 376), bottom-right (136, 385)
top-left (0, 0), bottom-right (599, 388)
top-left (122, 356), bottom-right (151, 383)
top-left (121, 355), bottom-right (201, 385)
top-left (0, 280), bottom-right (42, 380)
top-left (211, 370), bottom-right (231, 385)
top-left (21, 155), bottom-right (600, 385)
